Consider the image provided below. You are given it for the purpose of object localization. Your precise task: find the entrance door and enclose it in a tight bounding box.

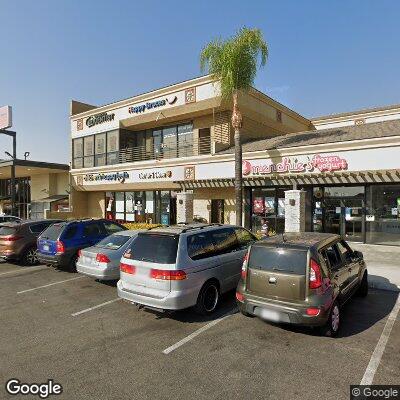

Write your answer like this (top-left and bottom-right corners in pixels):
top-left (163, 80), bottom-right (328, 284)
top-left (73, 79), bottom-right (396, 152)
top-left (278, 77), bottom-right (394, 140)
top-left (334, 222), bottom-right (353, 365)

top-left (211, 199), bottom-right (224, 224)
top-left (323, 197), bottom-right (364, 242)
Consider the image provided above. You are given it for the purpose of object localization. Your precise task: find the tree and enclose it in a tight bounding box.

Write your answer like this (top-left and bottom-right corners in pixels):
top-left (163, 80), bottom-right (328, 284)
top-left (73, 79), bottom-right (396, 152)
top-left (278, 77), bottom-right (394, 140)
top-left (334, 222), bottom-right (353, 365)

top-left (200, 27), bottom-right (268, 226)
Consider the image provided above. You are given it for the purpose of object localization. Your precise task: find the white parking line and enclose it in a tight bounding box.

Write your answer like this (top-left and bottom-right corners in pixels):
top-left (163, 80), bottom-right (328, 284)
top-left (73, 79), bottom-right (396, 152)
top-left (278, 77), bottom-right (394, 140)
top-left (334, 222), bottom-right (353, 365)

top-left (162, 308), bottom-right (237, 355)
top-left (17, 276), bottom-right (86, 294)
top-left (361, 293), bottom-right (400, 385)
top-left (0, 265), bottom-right (47, 277)
top-left (71, 298), bottom-right (122, 316)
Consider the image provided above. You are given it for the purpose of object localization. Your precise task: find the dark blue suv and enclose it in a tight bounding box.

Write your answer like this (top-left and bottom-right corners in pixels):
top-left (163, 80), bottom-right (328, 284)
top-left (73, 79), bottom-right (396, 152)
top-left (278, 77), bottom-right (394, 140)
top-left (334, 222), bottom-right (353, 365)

top-left (37, 219), bottom-right (127, 271)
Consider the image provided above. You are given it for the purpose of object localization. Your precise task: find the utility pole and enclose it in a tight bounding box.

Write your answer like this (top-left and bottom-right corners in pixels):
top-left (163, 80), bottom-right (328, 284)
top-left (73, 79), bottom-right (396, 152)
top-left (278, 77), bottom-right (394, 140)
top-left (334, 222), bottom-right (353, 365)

top-left (0, 129), bottom-right (17, 216)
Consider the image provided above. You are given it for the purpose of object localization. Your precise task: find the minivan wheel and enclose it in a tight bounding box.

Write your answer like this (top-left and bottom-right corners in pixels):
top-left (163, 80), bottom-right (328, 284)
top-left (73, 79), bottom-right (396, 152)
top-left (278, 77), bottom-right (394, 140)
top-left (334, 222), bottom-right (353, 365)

top-left (356, 271), bottom-right (368, 297)
top-left (321, 302), bottom-right (340, 337)
top-left (195, 281), bottom-right (219, 315)
top-left (22, 247), bottom-right (39, 266)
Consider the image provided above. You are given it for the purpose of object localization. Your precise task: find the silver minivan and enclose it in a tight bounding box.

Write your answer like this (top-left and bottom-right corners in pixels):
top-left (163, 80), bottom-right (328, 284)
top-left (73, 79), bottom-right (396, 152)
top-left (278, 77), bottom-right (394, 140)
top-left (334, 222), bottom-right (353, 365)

top-left (117, 224), bottom-right (257, 314)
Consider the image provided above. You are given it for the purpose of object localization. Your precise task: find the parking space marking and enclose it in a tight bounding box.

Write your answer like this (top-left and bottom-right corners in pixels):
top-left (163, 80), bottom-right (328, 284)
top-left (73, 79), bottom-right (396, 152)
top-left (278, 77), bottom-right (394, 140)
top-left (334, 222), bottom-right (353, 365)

top-left (17, 276), bottom-right (86, 294)
top-left (361, 293), bottom-right (400, 385)
top-left (71, 298), bottom-right (122, 316)
top-left (162, 308), bottom-right (237, 355)
top-left (0, 265), bottom-right (47, 277)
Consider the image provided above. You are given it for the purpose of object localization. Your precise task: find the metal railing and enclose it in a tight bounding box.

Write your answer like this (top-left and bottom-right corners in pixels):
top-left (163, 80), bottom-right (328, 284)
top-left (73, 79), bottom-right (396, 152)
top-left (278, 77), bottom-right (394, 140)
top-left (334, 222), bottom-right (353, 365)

top-left (118, 136), bottom-right (211, 163)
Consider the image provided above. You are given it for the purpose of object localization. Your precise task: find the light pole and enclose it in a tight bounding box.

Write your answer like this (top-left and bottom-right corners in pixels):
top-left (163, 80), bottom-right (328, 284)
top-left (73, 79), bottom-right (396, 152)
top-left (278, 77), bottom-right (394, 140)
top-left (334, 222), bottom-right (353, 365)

top-left (1, 129), bottom-right (17, 216)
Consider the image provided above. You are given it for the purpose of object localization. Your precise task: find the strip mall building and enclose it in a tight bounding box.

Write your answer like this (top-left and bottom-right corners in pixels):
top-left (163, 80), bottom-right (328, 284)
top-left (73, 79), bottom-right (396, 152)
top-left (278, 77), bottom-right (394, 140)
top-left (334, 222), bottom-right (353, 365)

top-left (69, 76), bottom-right (400, 246)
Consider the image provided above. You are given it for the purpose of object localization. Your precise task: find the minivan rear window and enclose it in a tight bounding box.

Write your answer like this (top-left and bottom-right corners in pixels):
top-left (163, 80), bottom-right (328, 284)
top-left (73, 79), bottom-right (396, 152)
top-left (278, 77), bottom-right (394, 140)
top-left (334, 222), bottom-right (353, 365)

top-left (40, 224), bottom-right (65, 240)
top-left (0, 227), bottom-right (17, 236)
top-left (249, 246), bottom-right (308, 275)
top-left (128, 234), bottom-right (178, 264)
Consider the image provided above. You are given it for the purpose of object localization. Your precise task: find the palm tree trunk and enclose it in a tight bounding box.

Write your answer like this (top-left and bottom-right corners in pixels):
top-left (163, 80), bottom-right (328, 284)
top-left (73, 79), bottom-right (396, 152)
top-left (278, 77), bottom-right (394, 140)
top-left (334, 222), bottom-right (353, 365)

top-left (231, 91), bottom-right (243, 226)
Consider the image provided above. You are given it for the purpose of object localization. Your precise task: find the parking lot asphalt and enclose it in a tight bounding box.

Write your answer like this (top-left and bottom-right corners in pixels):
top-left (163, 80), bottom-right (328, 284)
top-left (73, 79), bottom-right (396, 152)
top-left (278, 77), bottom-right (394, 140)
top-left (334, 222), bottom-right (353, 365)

top-left (0, 261), bottom-right (399, 400)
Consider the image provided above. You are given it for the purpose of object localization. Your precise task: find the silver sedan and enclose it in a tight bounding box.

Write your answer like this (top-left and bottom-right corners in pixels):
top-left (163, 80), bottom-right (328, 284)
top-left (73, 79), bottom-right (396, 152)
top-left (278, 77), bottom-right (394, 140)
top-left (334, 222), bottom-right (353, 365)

top-left (77, 230), bottom-right (141, 280)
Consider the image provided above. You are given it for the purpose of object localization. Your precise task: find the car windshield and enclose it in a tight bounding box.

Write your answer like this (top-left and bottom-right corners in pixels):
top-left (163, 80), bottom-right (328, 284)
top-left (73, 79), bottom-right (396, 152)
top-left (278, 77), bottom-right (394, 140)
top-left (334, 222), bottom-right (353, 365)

top-left (0, 226), bottom-right (17, 236)
top-left (128, 234), bottom-right (178, 264)
top-left (95, 234), bottom-right (131, 250)
top-left (249, 246), bottom-right (308, 275)
top-left (40, 223), bottom-right (65, 240)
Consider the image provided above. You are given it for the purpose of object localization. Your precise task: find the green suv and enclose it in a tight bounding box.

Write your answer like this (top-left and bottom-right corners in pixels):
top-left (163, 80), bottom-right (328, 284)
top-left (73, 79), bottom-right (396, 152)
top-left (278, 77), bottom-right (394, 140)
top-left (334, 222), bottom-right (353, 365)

top-left (236, 232), bottom-right (368, 337)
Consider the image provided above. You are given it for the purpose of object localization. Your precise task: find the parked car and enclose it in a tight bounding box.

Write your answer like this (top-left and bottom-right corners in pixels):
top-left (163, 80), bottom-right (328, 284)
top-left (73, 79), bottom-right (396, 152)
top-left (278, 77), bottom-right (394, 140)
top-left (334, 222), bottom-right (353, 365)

top-left (117, 223), bottom-right (258, 315)
top-left (0, 220), bottom-right (61, 265)
top-left (0, 215), bottom-right (21, 224)
top-left (37, 219), bottom-right (127, 271)
top-left (77, 230), bottom-right (143, 280)
top-left (236, 232), bottom-right (368, 337)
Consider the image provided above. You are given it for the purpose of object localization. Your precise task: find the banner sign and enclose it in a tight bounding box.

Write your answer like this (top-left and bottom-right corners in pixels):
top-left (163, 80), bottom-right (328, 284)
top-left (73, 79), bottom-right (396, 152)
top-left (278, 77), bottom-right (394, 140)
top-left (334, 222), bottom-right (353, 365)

top-left (0, 106), bottom-right (12, 130)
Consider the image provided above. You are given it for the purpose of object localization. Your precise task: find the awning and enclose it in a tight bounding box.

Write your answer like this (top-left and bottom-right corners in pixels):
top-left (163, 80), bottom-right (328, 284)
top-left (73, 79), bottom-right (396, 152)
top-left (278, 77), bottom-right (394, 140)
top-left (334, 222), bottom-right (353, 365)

top-left (32, 195), bottom-right (69, 203)
top-left (178, 169), bottom-right (400, 189)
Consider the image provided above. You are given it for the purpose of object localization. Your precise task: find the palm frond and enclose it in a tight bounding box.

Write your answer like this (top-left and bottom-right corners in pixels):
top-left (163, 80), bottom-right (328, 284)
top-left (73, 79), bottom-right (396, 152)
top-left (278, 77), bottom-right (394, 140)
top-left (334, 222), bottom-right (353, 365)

top-left (199, 27), bottom-right (268, 99)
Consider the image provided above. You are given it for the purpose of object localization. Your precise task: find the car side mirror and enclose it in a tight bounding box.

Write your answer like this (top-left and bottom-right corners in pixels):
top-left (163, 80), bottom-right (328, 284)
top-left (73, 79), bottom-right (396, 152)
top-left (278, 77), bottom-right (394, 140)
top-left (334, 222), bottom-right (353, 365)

top-left (352, 250), bottom-right (363, 260)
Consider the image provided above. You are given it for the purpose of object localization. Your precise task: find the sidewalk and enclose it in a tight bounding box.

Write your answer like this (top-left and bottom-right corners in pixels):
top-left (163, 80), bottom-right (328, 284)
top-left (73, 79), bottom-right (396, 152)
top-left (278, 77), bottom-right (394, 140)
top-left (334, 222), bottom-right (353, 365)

top-left (350, 242), bottom-right (400, 292)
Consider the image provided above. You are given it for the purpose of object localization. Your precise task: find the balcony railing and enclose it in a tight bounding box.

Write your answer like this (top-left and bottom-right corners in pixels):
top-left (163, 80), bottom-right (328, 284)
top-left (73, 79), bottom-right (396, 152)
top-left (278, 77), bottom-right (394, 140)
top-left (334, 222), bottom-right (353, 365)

top-left (118, 136), bottom-right (211, 164)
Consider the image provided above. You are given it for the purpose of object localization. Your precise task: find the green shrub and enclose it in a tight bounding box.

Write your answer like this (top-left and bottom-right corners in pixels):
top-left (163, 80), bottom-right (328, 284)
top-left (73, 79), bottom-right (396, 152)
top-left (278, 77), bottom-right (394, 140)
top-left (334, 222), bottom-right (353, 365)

top-left (122, 222), bottom-right (161, 231)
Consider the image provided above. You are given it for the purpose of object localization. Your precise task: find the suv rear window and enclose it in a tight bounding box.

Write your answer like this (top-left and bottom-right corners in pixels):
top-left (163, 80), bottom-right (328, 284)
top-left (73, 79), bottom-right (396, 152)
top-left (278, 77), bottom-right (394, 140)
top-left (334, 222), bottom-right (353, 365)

top-left (0, 226), bottom-right (17, 236)
top-left (40, 223), bottom-right (65, 240)
top-left (249, 246), bottom-right (308, 275)
top-left (128, 234), bottom-right (178, 264)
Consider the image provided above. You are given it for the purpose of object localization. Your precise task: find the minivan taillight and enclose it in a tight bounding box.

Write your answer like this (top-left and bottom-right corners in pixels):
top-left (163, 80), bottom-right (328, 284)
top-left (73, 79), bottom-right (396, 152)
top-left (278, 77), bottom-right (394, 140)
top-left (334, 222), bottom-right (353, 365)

top-left (56, 240), bottom-right (65, 254)
top-left (120, 263), bottom-right (136, 275)
top-left (96, 253), bottom-right (110, 263)
top-left (150, 269), bottom-right (186, 281)
top-left (309, 258), bottom-right (322, 289)
top-left (241, 251), bottom-right (249, 280)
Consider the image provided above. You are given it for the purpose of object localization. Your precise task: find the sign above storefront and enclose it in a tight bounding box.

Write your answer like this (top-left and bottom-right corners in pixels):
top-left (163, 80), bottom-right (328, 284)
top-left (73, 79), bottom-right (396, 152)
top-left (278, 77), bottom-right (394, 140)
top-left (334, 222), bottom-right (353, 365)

top-left (86, 112), bottom-right (115, 128)
top-left (128, 96), bottom-right (178, 115)
top-left (242, 154), bottom-right (348, 177)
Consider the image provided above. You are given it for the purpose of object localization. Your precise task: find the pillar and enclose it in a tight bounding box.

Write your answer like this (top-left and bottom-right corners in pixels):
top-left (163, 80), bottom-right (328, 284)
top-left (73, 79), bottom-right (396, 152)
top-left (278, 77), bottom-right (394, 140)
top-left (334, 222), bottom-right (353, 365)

top-left (284, 190), bottom-right (306, 233)
top-left (176, 192), bottom-right (194, 224)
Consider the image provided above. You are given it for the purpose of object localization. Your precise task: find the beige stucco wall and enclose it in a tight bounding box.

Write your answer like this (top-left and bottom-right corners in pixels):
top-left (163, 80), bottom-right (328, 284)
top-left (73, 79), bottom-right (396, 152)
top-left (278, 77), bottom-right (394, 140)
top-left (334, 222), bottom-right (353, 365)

top-left (87, 192), bottom-right (105, 218)
top-left (30, 172), bottom-right (69, 201)
top-left (193, 187), bottom-right (235, 224)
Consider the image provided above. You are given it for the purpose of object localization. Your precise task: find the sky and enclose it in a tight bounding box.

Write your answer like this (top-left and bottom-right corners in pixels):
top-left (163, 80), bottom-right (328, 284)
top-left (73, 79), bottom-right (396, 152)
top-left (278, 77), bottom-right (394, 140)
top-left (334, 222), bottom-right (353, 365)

top-left (0, 0), bottom-right (399, 164)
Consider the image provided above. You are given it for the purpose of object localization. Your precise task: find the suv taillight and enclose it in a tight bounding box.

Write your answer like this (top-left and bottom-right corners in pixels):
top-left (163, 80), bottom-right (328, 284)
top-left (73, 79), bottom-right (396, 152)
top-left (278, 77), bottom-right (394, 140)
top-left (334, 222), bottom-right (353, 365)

top-left (309, 258), bottom-right (322, 289)
top-left (241, 251), bottom-right (249, 280)
top-left (96, 253), bottom-right (110, 263)
top-left (120, 263), bottom-right (136, 275)
top-left (150, 269), bottom-right (186, 281)
top-left (56, 240), bottom-right (65, 254)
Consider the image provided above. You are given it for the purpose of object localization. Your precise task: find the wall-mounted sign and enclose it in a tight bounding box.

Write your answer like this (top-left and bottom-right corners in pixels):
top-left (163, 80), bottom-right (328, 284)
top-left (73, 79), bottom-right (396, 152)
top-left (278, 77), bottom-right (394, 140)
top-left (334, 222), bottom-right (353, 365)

top-left (139, 170), bottom-right (172, 180)
top-left (0, 106), bottom-right (12, 130)
top-left (242, 154), bottom-right (348, 177)
top-left (86, 112), bottom-right (115, 128)
top-left (84, 171), bottom-right (129, 183)
top-left (128, 96), bottom-right (178, 115)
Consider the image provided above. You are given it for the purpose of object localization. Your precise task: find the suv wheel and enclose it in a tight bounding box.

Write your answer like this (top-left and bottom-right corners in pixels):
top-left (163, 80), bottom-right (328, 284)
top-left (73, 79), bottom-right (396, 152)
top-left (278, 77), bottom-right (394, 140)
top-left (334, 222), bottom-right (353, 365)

top-left (356, 271), bottom-right (368, 297)
top-left (22, 247), bottom-right (39, 266)
top-left (320, 302), bottom-right (340, 337)
top-left (195, 281), bottom-right (219, 315)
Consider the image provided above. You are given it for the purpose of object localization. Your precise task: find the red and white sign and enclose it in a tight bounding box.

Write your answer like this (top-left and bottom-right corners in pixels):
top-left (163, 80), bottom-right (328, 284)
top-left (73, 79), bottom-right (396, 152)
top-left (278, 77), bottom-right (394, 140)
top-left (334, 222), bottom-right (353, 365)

top-left (242, 154), bottom-right (348, 176)
top-left (0, 106), bottom-right (12, 130)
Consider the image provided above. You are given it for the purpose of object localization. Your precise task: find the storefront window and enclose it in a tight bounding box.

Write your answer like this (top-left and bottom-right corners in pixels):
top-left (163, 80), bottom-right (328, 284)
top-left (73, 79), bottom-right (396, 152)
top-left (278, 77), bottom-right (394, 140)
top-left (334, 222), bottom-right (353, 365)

top-left (73, 138), bottom-right (83, 168)
top-left (94, 133), bottom-right (107, 166)
top-left (366, 184), bottom-right (400, 245)
top-left (251, 188), bottom-right (281, 236)
top-left (178, 124), bottom-right (193, 158)
top-left (107, 130), bottom-right (119, 165)
top-left (84, 136), bottom-right (94, 168)
top-left (115, 192), bottom-right (125, 221)
top-left (162, 126), bottom-right (178, 159)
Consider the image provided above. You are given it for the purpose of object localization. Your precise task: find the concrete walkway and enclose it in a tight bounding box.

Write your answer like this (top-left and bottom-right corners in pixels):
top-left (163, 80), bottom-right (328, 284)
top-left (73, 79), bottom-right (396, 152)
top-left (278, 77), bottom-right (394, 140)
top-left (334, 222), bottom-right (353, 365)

top-left (351, 242), bottom-right (400, 292)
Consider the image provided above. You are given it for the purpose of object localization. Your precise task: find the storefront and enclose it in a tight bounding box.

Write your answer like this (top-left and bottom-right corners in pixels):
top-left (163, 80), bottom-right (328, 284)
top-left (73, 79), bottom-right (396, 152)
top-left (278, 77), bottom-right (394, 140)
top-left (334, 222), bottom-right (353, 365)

top-left (0, 159), bottom-right (69, 219)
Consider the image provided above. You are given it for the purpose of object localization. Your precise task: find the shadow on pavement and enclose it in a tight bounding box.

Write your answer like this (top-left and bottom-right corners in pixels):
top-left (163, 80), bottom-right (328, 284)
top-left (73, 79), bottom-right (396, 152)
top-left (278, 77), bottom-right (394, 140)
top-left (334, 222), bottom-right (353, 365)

top-left (368, 274), bottom-right (400, 292)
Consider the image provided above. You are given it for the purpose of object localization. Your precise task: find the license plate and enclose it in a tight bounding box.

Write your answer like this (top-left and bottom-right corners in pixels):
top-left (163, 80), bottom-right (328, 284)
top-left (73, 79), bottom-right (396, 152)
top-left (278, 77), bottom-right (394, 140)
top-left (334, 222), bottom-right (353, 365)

top-left (43, 245), bottom-right (49, 251)
top-left (260, 308), bottom-right (280, 322)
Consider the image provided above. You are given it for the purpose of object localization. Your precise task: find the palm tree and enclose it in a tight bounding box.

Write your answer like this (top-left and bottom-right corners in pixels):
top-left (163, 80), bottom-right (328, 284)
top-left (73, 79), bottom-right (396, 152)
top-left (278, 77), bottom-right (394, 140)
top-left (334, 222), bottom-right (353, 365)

top-left (200, 27), bottom-right (268, 226)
